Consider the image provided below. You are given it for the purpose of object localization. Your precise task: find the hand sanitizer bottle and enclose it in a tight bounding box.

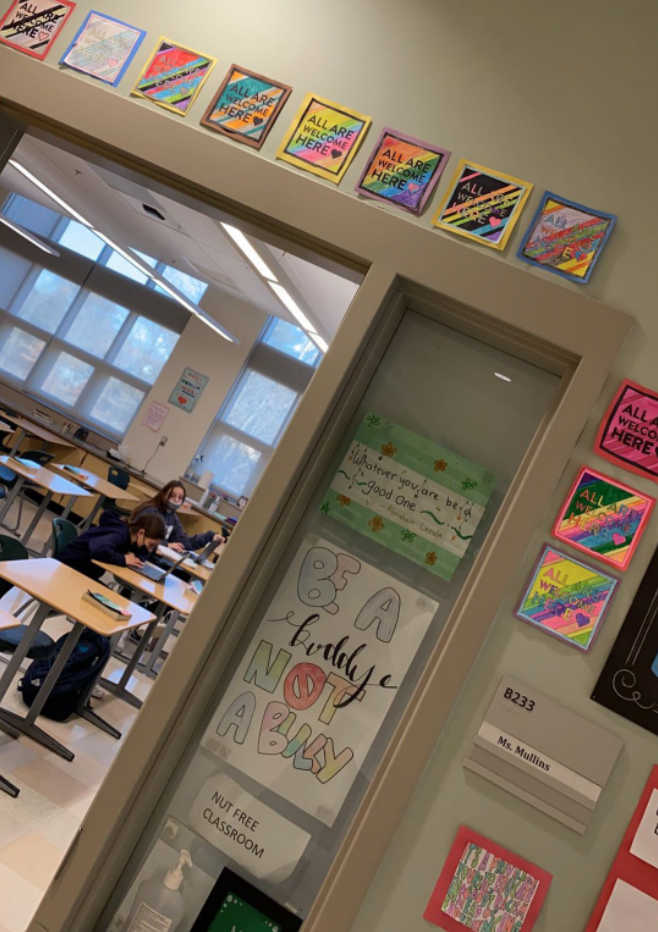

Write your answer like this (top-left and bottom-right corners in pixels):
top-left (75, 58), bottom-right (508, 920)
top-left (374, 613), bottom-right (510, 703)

top-left (124, 850), bottom-right (193, 932)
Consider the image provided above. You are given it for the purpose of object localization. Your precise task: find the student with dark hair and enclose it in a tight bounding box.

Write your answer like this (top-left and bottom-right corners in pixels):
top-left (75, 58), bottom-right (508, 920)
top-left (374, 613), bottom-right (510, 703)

top-left (58, 511), bottom-right (166, 581)
top-left (131, 480), bottom-right (225, 553)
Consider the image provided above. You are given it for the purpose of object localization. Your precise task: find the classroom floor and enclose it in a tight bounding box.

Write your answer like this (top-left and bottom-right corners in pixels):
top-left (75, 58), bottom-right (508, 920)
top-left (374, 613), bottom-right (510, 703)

top-left (0, 500), bottom-right (156, 932)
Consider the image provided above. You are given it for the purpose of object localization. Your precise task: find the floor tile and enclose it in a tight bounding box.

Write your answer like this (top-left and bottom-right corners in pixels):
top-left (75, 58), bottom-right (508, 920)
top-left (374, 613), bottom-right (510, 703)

top-left (0, 862), bottom-right (42, 932)
top-left (71, 732), bottom-right (122, 768)
top-left (0, 810), bottom-right (29, 849)
top-left (0, 738), bottom-right (40, 773)
top-left (0, 776), bottom-right (62, 834)
top-left (37, 809), bottom-right (81, 853)
top-left (67, 792), bottom-right (95, 819)
top-left (0, 831), bottom-right (62, 889)
top-left (44, 748), bottom-right (108, 790)
top-left (12, 758), bottom-right (91, 809)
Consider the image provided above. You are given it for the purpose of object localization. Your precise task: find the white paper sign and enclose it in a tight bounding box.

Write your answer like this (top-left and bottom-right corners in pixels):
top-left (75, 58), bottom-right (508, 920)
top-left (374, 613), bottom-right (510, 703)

top-left (630, 788), bottom-right (658, 869)
top-left (188, 773), bottom-right (310, 884)
top-left (142, 401), bottom-right (169, 432)
top-left (201, 534), bottom-right (437, 826)
top-left (598, 879), bottom-right (658, 931)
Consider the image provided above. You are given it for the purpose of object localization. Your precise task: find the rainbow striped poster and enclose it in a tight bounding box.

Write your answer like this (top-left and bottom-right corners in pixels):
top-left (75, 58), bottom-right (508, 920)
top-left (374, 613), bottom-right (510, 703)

top-left (516, 545), bottom-right (618, 651)
top-left (553, 467), bottom-right (655, 572)
top-left (201, 65), bottom-right (292, 149)
top-left (276, 93), bottom-right (371, 183)
top-left (132, 37), bottom-right (216, 116)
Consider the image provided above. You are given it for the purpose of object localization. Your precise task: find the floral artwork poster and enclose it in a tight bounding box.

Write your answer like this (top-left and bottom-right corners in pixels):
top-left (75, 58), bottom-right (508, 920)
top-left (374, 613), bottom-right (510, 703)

top-left (322, 413), bottom-right (496, 581)
top-left (0, 0), bottom-right (75, 60)
top-left (517, 191), bottom-right (616, 283)
top-left (132, 36), bottom-right (216, 116)
top-left (516, 545), bottom-right (618, 652)
top-left (355, 127), bottom-right (451, 215)
top-left (201, 64), bottom-right (291, 149)
top-left (553, 467), bottom-right (654, 572)
top-left (59, 10), bottom-right (146, 86)
top-left (276, 93), bottom-right (371, 183)
top-left (596, 379), bottom-right (658, 482)
top-left (432, 159), bottom-right (533, 250)
top-left (424, 826), bottom-right (552, 932)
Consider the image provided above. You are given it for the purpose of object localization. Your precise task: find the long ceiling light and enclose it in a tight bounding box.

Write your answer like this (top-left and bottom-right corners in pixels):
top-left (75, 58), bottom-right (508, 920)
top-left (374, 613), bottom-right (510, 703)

top-left (267, 281), bottom-right (316, 332)
top-left (0, 214), bottom-right (60, 256)
top-left (7, 159), bottom-right (235, 341)
top-left (221, 223), bottom-right (278, 282)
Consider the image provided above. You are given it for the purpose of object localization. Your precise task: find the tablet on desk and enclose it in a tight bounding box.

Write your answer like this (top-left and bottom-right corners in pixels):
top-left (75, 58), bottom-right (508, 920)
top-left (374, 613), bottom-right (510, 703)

top-left (190, 868), bottom-right (301, 932)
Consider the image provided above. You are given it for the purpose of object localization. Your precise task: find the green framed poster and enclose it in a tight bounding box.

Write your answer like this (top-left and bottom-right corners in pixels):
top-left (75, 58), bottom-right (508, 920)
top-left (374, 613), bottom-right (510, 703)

top-left (169, 367), bottom-right (209, 413)
top-left (321, 413), bottom-right (496, 580)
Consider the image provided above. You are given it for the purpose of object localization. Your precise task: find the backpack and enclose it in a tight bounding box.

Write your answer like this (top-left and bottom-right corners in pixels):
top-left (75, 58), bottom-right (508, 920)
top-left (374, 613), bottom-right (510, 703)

top-left (20, 631), bottom-right (111, 721)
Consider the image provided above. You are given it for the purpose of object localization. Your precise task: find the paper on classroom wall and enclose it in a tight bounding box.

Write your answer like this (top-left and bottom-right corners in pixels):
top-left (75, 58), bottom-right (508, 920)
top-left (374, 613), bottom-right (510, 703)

top-left (596, 379), bottom-right (658, 482)
top-left (201, 64), bottom-right (292, 149)
top-left (60, 10), bottom-right (146, 86)
top-left (597, 880), bottom-right (658, 932)
top-left (188, 772), bottom-right (311, 883)
top-left (0, 0), bottom-right (75, 60)
top-left (132, 37), bottom-right (216, 116)
top-left (142, 401), bottom-right (169, 432)
top-left (168, 366), bottom-right (209, 413)
top-left (201, 534), bottom-right (437, 826)
top-left (321, 413), bottom-right (495, 580)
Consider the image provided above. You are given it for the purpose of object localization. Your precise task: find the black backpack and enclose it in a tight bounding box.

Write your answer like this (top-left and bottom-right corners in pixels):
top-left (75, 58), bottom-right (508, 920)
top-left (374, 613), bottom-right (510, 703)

top-left (20, 631), bottom-right (111, 721)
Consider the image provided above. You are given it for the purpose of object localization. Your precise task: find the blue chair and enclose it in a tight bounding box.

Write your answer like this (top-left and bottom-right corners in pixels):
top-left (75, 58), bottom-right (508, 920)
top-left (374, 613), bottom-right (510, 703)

top-left (106, 466), bottom-right (132, 519)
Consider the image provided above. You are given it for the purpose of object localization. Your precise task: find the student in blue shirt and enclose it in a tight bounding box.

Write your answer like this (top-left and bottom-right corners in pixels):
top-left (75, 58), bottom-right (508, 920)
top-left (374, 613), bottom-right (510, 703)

top-left (131, 480), bottom-right (225, 553)
top-left (58, 511), bottom-right (166, 580)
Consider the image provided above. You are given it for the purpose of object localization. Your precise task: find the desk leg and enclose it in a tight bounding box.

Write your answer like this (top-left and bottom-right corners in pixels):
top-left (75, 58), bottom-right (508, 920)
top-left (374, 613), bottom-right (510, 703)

top-left (142, 610), bottom-right (180, 679)
top-left (100, 612), bottom-right (162, 709)
top-left (0, 476), bottom-right (25, 528)
top-left (79, 495), bottom-right (105, 532)
top-left (22, 490), bottom-right (53, 551)
top-left (0, 603), bottom-right (50, 708)
top-left (76, 633), bottom-right (122, 740)
top-left (0, 773), bottom-right (19, 798)
top-left (7, 429), bottom-right (26, 458)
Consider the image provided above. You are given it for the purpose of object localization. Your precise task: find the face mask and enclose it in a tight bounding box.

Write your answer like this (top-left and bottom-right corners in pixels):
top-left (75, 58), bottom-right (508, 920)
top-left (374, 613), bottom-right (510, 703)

top-left (167, 500), bottom-right (182, 513)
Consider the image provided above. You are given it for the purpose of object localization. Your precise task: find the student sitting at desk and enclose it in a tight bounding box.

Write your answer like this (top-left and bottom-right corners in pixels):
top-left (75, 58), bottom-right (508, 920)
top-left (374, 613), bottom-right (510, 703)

top-left (58, 511), bottom-right (166, 581)
top-left (132, 480), bottom-right (225, 553)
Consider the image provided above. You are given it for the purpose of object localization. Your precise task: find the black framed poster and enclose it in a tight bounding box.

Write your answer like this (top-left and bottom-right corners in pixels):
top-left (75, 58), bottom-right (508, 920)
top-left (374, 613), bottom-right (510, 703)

top-left (592, 545), bottom-right (658, 734)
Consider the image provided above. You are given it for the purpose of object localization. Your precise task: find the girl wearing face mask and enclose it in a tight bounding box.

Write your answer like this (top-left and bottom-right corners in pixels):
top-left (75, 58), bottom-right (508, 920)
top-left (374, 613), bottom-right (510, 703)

top-left (131, 480), bottom-right (224, 553)
top-left (57, 512), bottom-right (166, 581)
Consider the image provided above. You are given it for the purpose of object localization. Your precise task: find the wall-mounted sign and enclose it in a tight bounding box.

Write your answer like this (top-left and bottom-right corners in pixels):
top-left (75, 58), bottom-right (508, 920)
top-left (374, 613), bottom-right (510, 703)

top-left (201, 64), bottom-right (292, 149)
top-left (169, 367), bottom-right (209, 413)
top-left (201, 534), bottom-right (437, 826)
top-left (189, 772), bottom-right (310, 884)
top-left (596, 379), bottom-right (658, 482)
top-left (132, 37), bottom-right (216, 116)
top-left (464, 676), bottom-right (623, 834)
top-left (515, 544), bottom-right (618, 651)
top-left (141, 400), bottom-right (169, 432)
top-left (0, 0), bottom-right (75, 60)
top-left (585, 767), bottom-right (658, 932)
top-left (60, 10), bottom-right (146, 86)
top-left (592, 544), bottom-right (658, 735)
top-left (276, 93), bottom-right (371, 183)
top-left (553, 466), bottom-right (654, 572)
top-left (355, 127), bottom-right (451, 215)
top-left (322, 413), bottom-right (495, 580)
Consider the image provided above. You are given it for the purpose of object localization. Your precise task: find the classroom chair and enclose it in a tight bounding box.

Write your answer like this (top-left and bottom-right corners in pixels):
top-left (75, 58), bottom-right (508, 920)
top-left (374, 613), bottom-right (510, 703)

top-left (106, 465), bottom-right (132, 519)
top-left (14, 519), bottom-right (79, 623)
top-left (0, 450), bottom-right (56, 532)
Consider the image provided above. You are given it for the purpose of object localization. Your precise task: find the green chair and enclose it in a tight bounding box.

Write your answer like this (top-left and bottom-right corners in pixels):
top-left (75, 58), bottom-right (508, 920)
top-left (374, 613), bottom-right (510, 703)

top-left (106, 466), bottom-right (132, 519)
top-left (51, 517), bottom-right (78, 558)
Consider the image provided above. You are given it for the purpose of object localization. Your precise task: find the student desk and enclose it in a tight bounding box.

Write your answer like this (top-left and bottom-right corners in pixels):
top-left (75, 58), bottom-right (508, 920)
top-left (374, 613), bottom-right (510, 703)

top-left (0, 609), bottom-right (21, 797)
top-left (0, 456), bottom-right (95, 552)
top-left (94, 561), bottom-right (195, 705)
top-left (156, 544), bottom-right (213, 582)
top-left (0, 559), bottom-right (155, 759)
top-left (50, 463), bottom-right (140, 530)
top-left (2, 415), bottom-right (76, 457)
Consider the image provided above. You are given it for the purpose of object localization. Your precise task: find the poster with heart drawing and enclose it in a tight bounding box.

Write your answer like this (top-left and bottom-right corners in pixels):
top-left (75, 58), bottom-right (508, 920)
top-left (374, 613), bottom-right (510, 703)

top-left (168, 366), bottom-right (209, 413)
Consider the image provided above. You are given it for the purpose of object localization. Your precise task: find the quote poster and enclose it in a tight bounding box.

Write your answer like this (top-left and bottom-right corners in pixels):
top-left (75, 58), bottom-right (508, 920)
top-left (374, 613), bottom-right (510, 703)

top-left (201, 534), bottom-right (437, 826)
top-left (432, 159), bottom-right (533, 250)
top-left (60, 10), bottom-right (145, 86)
top-left (592, 545), bottom-right (658, 736)
top-left (201, 65), bottom-right (292, 149)
top-left (169, 366), bottom-right (209, 413)
top-left (322, 413), bottom-right (495, 581)
top-left (0, 0), bottom-right (75, 60)
top-left (517, 191), bottom-right (616, 283)
top-left (596, 379), bottom-right (658, 482)
top-left (355, 128), bottom-right (451, 215)
top-left (132, 37), bottom-right (216, 116)
top-left (276, 93), bottom-right (371, 183)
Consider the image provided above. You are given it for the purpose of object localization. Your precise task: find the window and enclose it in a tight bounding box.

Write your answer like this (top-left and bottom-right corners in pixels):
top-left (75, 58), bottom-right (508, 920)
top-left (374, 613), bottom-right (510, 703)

top-left (0, 247), bottom-right (31, 308)
top-left (113, 317), bottom-right (178, 384)
top-left (40, 352), bottom-right (93, 405)
top-left (264, 317), bottom-right (321, 365)
top-left (0, 328), bottom-right (46, 380)
top-left (89, 378), bottom-right (145, 434)
top-left (57, 221), bottom-right (105, 261)
top-left (105, 249), bottom-right (150, 284)
top-left (202, 434), bottom-right (262, 497)
top-left (224, 371), bottom-right (297, 444)
top-left (64, 293), bottom-right (130, 358)
top-left (4, 195), bottom-right (59, 238)
top-left (14, 269), bottom-right (79, 333)
top-left (159, 265), bottom-right (208, 305)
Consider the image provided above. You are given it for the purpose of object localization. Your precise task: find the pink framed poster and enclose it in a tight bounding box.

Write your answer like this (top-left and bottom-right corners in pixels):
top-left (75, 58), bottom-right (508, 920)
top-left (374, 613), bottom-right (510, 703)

top-left (424, 826), bottom-right (552, 932)
top-left (596, 379), bottom-right (658, 482)
top-left (0, 0), bottom-right (75, 60)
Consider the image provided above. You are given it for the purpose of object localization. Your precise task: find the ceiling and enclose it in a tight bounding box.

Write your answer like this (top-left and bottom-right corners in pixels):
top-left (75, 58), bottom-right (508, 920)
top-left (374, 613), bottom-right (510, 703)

top-left (1, 135), bottom-right (361, 341)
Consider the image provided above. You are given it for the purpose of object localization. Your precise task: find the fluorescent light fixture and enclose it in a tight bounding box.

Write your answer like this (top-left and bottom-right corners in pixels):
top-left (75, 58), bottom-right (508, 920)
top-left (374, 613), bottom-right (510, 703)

top-left (221, 223), bottom-right (278, 282)
top-left (308, 332), bottom-right (328, 353)
top-left (494, 372), bottom-right (512, 382)
top-left (268, 281), bottom-right (317, 332)
top-left (8, 160), bottom-right (91, 227)
top-left (0, 215), bottom-right (60, 256)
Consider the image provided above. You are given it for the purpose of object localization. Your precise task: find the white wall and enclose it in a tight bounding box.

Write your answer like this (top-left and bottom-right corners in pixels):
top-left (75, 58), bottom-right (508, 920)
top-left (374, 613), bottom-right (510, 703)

top-left (125, 289), bottom-right (267, 479)
top-left (1, 3), bottom-right (658, 931)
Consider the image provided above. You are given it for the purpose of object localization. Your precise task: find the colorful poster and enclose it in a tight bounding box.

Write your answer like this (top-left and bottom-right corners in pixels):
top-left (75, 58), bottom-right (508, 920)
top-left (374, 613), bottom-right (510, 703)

top-left (321, 413), bottom-right (496, 581)
top-left (276, 93), bottom-right (371, 183)
top-left (59, 11), bottom-right (145, 86)
top-left (201, 65), bottom-right (291, 149)
top-left (424, 826), bottom-right (552, 932)
top-left (141, 400), bottom-right (169, 431)
top-left (168, 367), bottom-right (209, 413)
top-left (0, 0), bottom-right (74, 60)
top-left (596, 379), bottom-right (658, 482)
top-left (517, 191), bottom-right (616, 283)
top-left (132, 37), bottom-right (216, 116)
top-left (515, 545), bottom-right (618, 651)
top-left (592, 545), bottom-right (658, 735)
top-left (553, 467), bottom-right (654, 571)
top-left (432, 159), bottom-right (533, 250)
top-left (585, 767), bottom-right (658, 932)
top-left (355, 128), bottom-right (451, 215)
top-left (201, 534), bottom-right (437, 826)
